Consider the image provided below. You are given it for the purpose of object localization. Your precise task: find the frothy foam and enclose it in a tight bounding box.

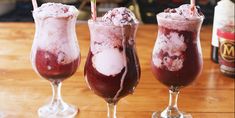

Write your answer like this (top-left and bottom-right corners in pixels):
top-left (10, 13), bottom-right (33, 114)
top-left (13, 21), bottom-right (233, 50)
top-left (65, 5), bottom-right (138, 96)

top-left (89, 20), bottom-right (123, 54)
top-left (157, 4), bottom-right (204, 31)
top-left (102, 7), bottom-right (138, 26)
top-left (33, 3), bottom-right (78, 18)
top-left (158, 4), bottom-right (203, 20)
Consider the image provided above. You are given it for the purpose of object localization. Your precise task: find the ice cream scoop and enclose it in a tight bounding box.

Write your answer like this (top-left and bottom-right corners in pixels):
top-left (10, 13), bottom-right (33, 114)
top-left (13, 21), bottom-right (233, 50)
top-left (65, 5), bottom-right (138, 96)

top-left (102, 7), bottom-right (138, 26)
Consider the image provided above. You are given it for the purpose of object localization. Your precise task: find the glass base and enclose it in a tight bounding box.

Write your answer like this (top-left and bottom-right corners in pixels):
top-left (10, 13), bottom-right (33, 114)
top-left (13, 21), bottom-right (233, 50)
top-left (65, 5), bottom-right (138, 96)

top-left (0, 112), bottom-right (6, 118)
top-left (38, 103), bottom-right (78, 118)
top-left (152, 111), bottom-right (192, 118)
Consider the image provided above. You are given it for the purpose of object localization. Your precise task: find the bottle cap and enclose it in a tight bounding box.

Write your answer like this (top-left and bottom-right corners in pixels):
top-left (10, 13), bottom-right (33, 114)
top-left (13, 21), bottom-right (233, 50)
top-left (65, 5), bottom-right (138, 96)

top-left (216, 0), bottom-right (234, 17)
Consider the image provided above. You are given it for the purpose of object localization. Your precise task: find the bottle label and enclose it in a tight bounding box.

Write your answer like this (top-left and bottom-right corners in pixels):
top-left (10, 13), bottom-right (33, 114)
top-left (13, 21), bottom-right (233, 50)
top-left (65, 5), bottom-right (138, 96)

top-left (219, 37), bottom-right (235, 76)
top-left (220, 38), bottom-right (235, 62)
top-left (218, 23), bottom-right (235, 76)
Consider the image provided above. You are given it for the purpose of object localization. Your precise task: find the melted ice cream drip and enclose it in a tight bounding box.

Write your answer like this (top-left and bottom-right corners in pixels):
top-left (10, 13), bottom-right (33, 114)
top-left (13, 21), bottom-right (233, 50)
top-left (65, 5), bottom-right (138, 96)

top-left (113, 27), bottom-right (128, 100)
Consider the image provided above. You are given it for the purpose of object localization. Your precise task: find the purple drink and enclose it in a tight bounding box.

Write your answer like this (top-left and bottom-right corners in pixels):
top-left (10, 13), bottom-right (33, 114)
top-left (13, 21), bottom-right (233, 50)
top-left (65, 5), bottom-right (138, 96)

top-left (151, 4), bottom-right (204, 118)
top-left (85, 8), bottom-right (141, 118)
top-left (151, 27), bottom-right (203, 87)
top-left (85, 46), bottom-right (140, 102)
top-left (35, 49), bottom-right (79, 81)
top-left (31, 3), bottom-right (80, 82)
top-left (84, 8), bottom-right (140, 108)
top-left (30, 3), bottom-right (80, 117)
top-left (152, 5), bottom-right (204, 88)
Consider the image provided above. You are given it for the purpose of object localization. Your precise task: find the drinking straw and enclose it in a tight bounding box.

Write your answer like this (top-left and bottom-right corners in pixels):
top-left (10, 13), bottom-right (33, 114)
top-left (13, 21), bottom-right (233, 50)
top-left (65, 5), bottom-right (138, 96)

top-left (32, 0), bottom-right (38, 10)
top-left (90, 0), bottom-right (97, 20)
top-left (190, 0), bottom-right (195, 11)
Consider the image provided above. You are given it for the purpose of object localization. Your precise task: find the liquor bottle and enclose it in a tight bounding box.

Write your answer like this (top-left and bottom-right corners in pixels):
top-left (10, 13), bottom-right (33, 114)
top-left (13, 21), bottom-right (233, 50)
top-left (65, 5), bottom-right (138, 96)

top-left (211, 0), bottom-right (234, 63)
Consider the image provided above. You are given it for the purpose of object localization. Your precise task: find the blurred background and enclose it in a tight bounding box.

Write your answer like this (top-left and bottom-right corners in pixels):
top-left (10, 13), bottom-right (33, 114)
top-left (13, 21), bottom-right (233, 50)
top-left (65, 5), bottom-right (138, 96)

top-left (0, 0), bottom-right (234, 24)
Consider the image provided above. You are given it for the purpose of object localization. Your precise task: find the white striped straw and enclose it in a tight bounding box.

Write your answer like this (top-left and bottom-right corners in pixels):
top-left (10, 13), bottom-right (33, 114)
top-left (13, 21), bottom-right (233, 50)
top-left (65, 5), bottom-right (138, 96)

top-left (90, 0), bottom-right (97, 20)
top-left (32, 0), bottom-right (38, 10)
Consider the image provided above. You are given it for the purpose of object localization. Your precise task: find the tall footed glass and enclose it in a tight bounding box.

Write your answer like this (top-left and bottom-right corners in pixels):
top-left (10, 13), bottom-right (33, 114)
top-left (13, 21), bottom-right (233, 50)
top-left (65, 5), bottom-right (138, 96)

top-left (151, 5), bottom-right (204, 118)
top-left (84, 19), bottom-right (140, 118)
top-left (30, 3), bottom-right (80, 118)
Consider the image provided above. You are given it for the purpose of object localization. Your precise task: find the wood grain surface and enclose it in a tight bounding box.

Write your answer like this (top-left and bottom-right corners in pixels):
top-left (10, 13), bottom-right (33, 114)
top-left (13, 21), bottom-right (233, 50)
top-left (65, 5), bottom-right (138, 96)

top-left (0, 23), bottom-right (234, 118)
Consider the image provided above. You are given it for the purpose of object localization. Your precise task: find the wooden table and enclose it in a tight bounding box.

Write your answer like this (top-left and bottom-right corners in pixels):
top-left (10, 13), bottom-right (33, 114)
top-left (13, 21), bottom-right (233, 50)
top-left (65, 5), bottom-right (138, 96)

top-left (0, 23), bottom-right (234, 118)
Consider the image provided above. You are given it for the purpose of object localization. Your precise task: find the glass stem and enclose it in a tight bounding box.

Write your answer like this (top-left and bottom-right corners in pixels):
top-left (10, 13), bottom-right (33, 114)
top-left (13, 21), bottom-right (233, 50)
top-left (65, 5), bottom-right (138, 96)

top-left (107, 103), bottom-right (117, 118)
top-left (161, 88), bottom-right (182, 117)
top-left (50, 81), bottom-right (65, 110)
